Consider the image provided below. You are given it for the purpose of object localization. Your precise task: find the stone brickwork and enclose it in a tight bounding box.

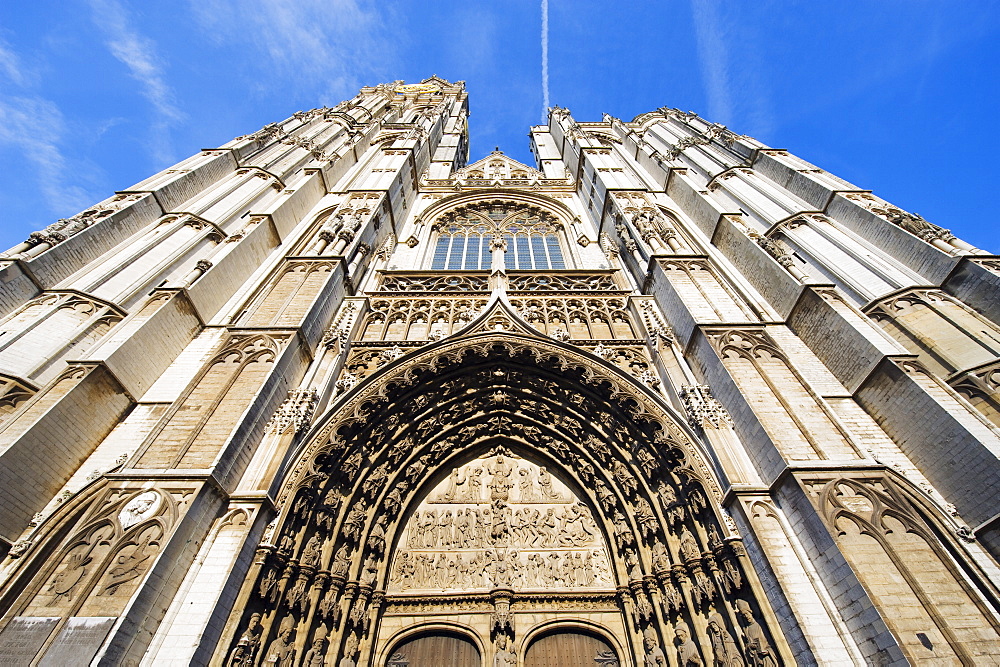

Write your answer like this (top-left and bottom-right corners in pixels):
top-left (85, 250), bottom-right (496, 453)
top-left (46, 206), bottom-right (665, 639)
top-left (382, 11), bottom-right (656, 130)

top-left (0, 77), bottom-right (998, 665)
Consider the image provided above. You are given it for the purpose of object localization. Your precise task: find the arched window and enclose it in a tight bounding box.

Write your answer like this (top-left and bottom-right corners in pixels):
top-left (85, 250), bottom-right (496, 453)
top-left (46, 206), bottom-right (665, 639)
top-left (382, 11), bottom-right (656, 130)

top-left (430, 202), bottom-right (566, 270)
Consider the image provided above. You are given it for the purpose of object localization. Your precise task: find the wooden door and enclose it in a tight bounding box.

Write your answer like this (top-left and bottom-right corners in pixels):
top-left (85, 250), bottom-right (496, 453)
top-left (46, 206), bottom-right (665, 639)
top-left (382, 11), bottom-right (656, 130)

top-left (386, 632), bottom-right (481, 666)
top-left (523, 630), bottom-right (619, 666)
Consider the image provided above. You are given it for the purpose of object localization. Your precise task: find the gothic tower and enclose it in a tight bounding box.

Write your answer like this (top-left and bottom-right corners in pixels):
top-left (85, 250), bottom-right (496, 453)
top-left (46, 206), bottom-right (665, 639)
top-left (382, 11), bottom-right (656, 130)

top-left (0, 77), bottom-right (999, 665)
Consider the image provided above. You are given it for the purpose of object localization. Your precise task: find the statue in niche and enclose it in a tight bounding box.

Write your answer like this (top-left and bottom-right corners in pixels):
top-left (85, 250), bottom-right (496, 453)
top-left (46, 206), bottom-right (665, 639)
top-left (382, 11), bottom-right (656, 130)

top-left (361, 463), bottom-right (388, 498)
top-left (636, 448), bottom-right (658, 478)
top-left (595, 480), bottom-right (616, 512)
top-left (277, 533), bottom-right (295, 557)
top-left (302, 626), bottom-right (328, 667)
top-left (301, 533), bottom-right (322, 568)
top-left (440, 467), bottom-right (466, 501)
top-left (624, 548), bottom-right (642, 580)
top-left (612, 510), bottom-right (634, 548)
top-left (360, 555), bottom-right (378, 587)
top-left (339, 633), bottom-right (359, 667)
top-left (494, 635), bottom-right (517, 667)
top-left (679, 528), bottom-right (701, 562)
top-left (227, 612), bottom-right (263, 666)
top-left (643, 627), bottom-right (668, 667)
top-left (384, 484), bottom-right (404, 517)
top-left (341, 451), bottom-right (363, 481)
top-left (651, 541), bottom-right (671, 572)
top-left (736, 600), bottom-right (777, 667)
top-left (613, 460), bottom-right (638, 496)
top-left (571, 453), bottom-right (595, 482)
top-left (675, 622), bottom-right (703, 666)
top-left (368, 517), bottom-right (387, 555)
top-left (263, 614), bottom-right (296, 666)
top-left (518, 467), bottom-right (537, 502)
top-left (342, 500), bottom-right (367, 543)
top-left (634, 497), bottom-right (659, 537)
top-left (331, 545), bottom-right (352, 579)
top-left (259, 568), bottom-right (279, 602)
top-left (707, 613), bottom-right (744, 666)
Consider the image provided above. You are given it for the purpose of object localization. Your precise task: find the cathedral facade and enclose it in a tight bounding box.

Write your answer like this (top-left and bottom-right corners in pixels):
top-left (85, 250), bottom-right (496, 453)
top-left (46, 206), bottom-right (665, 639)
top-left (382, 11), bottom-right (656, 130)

top-left (0, 77), bottom-right (999, 665)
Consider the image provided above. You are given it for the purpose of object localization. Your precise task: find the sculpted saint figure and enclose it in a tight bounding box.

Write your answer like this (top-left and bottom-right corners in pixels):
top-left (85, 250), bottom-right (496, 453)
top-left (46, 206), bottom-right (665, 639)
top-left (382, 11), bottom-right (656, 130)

top-left (263, 615), bottom-right (296, 666)
top-left (494, 635), bottom-right (517, 667)
top-left (518, 467), bottom-right (537, 502)
top-left (339, 633), bottom-right (359, 667)
top-left (707, 613), bottom-right (744, 667)
top-left (643, 627), bottom-right (667, 667)
top-left (342, 501), bottom-right (367, 543)
top-left (675, 622), bottom-right (703, 666)
top-left (227, 613), bottom-right (262, 666)
top-left (736, 600), bottom-right (777, 667)
top-left (537, 466), bottom-right (561, 500)
top-left (679, 528), bottom-right (701, 562)
top-left (441, 467), bottom-right (466, 501)
top-left (301, 534), bottom-right (322, 568)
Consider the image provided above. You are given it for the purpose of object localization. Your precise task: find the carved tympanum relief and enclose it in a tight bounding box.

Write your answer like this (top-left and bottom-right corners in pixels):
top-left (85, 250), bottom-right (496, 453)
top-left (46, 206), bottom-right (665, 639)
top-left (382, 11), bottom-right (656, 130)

top-left (390, 454), bottom-right (613, 592)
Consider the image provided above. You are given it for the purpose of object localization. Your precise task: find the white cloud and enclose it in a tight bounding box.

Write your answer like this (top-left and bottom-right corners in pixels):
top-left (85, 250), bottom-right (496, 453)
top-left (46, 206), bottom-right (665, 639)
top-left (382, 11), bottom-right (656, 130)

top-left (0, 96), bottom-right (91, 214)
top-left (0, 40), bottom-right (91, 216)
top-left (189, 0), bottom-right (391, 102)
top-left (88, 0), bottom-right (185, 165)
top-left (689, 0), bottom-right (773, 138)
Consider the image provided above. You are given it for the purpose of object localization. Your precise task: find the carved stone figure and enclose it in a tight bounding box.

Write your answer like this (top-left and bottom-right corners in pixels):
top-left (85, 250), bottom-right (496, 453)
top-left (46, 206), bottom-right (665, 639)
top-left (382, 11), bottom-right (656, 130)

top-left (494, 635), bottom-right (517, 667)
top-left (679, 528), bottom-right (701, 562)
top-left (675, 622), bottom-right (703, 666)
top-left (643, 627), bottom-right (668, 666)
top-left (339, 633), bottom-right (359, 667)
top-left (301, 533), bottom-right (322, 568)
top-left (263, 615), bottom-right (296, 666)
top-left (708, 613), bottom-right (744, 666)
top-left (227, 612), bottom-right (262, 666)
top-left (737, 600), bottom-right (777, 667)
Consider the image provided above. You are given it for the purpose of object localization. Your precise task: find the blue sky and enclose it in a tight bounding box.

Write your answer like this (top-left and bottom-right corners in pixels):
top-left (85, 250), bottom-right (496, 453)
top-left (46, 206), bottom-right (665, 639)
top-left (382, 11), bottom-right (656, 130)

top-left (1, 1), bottom-right (997, 252)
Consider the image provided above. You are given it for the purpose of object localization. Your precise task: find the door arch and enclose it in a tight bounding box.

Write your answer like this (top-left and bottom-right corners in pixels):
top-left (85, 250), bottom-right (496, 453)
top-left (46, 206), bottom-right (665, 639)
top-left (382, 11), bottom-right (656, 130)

top-left (218, 314), bottom-right (790, 667)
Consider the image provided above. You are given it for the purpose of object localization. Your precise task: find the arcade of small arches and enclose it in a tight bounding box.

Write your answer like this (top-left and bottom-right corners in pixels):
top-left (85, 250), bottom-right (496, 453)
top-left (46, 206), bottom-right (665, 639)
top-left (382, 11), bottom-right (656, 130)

top-left (219, 314), bottom-right (788, 667)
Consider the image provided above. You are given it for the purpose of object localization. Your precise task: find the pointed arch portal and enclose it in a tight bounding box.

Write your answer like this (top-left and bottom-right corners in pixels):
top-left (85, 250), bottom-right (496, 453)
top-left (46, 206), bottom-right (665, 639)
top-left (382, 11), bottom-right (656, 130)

top-left (221, 311), bottom-right (789, 666)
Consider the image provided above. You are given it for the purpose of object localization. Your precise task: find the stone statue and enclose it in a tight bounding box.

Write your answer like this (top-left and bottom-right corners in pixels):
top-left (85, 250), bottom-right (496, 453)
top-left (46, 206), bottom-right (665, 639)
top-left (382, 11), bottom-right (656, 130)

top-left (339, 633), bottom-right (359, 667)
top-left (707, 612), bottom-right (744, 666)
top-left (736, 600), bottom-right (777, 667)
top-left (643, 627), bottom-right (667, 667)
top-left (675, 622), bottom-right (703, 666)
top-left (494, 634), bottom-right (517, 667)
top-left (679, 528), bottom-right (701, 562)
top-left (300, 533), bottom-right (322, 568)
top-left (263, 614), bottom-right (296, 666)
top-left (227, 612), bottom-right (262, 666)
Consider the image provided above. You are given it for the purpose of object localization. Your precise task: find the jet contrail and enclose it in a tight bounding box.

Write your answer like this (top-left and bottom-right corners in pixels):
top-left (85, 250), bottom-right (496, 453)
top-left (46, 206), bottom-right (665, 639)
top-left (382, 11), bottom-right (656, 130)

top-left (541, 0), bottom-right (549, 123)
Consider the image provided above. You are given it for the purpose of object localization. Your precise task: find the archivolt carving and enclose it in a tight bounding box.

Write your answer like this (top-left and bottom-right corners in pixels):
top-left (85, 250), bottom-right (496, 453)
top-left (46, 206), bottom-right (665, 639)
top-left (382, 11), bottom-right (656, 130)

top-left (221, 326), bottom-right (785, 666)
